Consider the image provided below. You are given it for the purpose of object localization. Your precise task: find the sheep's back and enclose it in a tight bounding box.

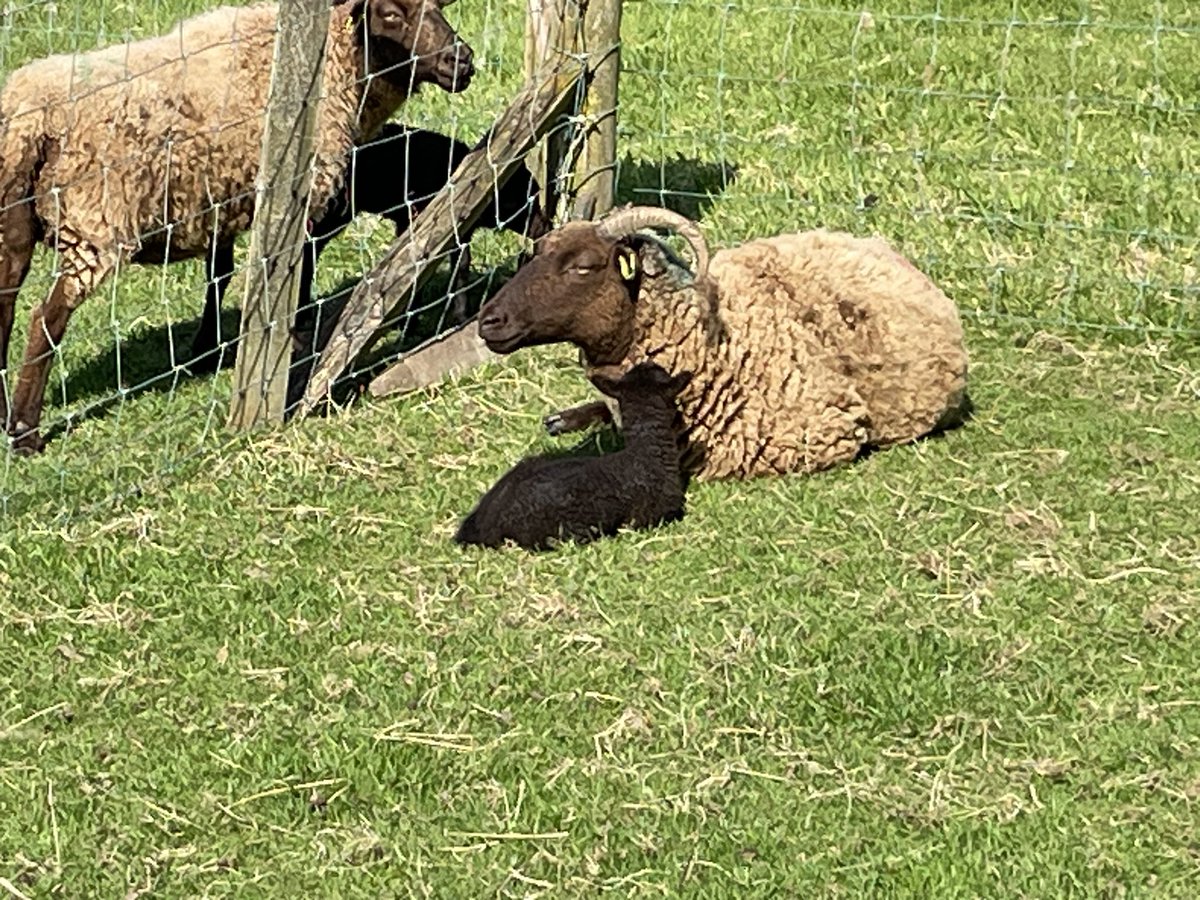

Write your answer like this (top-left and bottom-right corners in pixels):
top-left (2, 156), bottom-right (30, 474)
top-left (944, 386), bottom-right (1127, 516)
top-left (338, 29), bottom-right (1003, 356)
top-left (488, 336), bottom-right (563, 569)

top-left (1, 5), bottom-right (279, 254)
top-left (0, 4), bottom-right (363, 259)
top-left (687, 230), bottom-right (967, 477)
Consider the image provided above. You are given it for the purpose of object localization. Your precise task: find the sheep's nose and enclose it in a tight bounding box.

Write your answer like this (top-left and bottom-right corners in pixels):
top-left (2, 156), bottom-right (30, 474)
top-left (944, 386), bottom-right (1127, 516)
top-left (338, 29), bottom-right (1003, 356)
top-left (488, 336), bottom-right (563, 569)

top-left (452, 42), bottom-right (474, 73)
top-left (479, 308), bottom-right (506, 332)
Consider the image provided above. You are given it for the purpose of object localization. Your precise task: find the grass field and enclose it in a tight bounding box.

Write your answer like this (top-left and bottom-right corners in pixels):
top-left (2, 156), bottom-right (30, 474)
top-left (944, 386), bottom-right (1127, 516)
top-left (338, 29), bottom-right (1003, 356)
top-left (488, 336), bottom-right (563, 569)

top-left (2, 0), bottom-right (1199, 895)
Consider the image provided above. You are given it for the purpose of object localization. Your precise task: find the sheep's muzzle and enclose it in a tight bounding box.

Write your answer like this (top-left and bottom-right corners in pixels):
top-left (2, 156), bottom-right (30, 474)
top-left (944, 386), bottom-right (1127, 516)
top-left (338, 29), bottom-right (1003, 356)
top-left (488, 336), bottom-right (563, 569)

top-left (477, 259), bottom-right (553, 353)
top-left (431, 42), bottom-right (474, 92)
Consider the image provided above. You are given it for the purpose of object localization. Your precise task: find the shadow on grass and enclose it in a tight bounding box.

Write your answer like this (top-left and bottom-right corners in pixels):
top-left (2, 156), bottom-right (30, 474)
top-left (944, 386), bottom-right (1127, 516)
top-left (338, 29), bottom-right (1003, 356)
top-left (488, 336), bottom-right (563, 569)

top-left (287, 259), bottom-right (519, 416)
top-left (615, 153), bottom-right (738, 221)
top-left (852, 392), bottom-right (976, 468)
top-left (39, 261), bottom-right (504, 445)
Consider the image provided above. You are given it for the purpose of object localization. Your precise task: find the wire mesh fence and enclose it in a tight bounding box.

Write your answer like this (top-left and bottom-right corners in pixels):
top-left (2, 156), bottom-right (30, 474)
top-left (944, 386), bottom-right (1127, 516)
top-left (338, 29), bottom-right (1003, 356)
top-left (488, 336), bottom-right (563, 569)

top-left (2, 0), bottom-right (1196, 521)
top-left (0, 0), bottom-right (550, 519)
top-left (616, 0), bottom-right (1198, 338)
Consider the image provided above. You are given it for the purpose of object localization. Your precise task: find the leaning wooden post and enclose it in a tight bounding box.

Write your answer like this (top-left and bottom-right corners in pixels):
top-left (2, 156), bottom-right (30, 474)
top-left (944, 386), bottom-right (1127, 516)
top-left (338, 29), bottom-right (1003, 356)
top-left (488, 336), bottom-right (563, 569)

top-left (227, 0), bottom-right (329, 430)
top-left (572, 0), bottom-right (622, 218)
top-left (525, 0), bottom-right (582, 220)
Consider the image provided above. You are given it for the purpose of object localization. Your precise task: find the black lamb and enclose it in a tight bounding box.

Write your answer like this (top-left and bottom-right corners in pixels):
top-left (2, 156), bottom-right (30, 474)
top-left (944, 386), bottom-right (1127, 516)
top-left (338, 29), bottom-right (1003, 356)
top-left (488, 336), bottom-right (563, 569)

top-left (304, 123), bottom-right (552, 304)
top-left (190, 122), bottom-right (552, 368)
top-left (455, 363), bottom-right (692, 551)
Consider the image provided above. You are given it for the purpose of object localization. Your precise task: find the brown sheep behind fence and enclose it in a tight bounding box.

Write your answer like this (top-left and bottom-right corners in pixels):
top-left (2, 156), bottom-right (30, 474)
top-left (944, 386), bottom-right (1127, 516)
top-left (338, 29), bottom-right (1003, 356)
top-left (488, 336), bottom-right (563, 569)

top-left (0, 0), bottom-right (474, 453)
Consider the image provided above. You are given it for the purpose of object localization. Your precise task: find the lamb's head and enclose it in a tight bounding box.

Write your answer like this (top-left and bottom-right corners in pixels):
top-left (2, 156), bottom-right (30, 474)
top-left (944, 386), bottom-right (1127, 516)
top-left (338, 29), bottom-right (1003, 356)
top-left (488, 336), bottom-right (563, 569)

top-left (344, 0), bottom-right (475, 94)
top-left (478, 206), bottom-right (710, 366)
top-left (591, 362), bottom-right (693, 405)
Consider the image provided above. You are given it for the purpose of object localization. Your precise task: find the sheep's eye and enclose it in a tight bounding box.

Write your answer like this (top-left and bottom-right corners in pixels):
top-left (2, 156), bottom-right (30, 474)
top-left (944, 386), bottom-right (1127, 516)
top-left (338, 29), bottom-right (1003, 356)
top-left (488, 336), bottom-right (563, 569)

top-left (568, 256), bottom-right (603, 273)
top-left (380, 12), bottom-right (402, 24)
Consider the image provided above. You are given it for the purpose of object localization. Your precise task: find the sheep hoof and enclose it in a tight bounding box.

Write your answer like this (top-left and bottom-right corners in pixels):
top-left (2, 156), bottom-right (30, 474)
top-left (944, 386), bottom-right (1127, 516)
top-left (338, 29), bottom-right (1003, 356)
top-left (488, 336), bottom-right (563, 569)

top-left (543, 412), bottom-right (570, 436)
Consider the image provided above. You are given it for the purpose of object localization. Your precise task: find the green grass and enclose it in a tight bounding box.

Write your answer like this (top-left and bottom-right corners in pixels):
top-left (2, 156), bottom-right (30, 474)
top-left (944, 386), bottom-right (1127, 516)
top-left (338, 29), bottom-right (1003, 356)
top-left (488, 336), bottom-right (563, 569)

top-left (2, 0), bottom-right (1200, 895)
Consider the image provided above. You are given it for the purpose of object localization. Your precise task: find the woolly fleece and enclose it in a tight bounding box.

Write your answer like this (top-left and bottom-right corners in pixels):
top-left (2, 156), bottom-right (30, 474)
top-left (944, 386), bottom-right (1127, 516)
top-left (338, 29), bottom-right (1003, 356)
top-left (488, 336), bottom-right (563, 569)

top-left (0, 1), bottom-right (408, 268)
top-left (602, 229), bottom-right (970, 481)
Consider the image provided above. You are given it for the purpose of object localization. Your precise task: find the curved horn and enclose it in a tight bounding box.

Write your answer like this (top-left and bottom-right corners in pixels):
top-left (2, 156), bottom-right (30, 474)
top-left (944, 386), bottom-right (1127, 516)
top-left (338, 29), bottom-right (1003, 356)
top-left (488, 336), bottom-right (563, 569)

top-left (595, 205), bottom-right (709, 278)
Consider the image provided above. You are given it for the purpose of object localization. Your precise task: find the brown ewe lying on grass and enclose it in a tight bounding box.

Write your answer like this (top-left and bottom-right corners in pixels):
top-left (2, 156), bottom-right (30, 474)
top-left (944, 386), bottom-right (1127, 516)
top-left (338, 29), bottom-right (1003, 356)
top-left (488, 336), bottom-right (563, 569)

top-left (477, 205), bottom-right (971, 481)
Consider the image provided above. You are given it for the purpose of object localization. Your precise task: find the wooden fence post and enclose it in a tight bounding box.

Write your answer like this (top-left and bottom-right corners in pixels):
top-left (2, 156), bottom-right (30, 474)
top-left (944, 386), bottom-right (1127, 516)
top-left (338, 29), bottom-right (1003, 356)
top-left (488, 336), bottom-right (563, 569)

top-left (525, 0), bottom-right (622, 221)
top-left (525, 0), bottom-right (582, 220)
top-left (227, 0), bottom-right (329, 431)
top-left (572, 0), bottom-right (622, 218)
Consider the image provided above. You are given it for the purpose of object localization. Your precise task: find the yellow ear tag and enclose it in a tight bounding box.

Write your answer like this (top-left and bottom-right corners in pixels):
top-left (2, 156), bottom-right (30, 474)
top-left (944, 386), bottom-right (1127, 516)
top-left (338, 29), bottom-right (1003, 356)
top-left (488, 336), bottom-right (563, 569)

top-left (618, 249), bottom-right (638, 281)
top-left (344, 15), bottom-right (355, 33)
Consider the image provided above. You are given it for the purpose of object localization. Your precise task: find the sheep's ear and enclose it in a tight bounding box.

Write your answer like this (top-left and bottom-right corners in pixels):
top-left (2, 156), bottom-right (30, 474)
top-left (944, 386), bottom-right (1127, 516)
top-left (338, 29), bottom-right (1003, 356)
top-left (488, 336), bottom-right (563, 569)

top-left (591, 375), bottom-right (616, 395)
top-left (589, 362), bottom-right (628, 395)
top-left (615, 245), bottom-right (639, 283)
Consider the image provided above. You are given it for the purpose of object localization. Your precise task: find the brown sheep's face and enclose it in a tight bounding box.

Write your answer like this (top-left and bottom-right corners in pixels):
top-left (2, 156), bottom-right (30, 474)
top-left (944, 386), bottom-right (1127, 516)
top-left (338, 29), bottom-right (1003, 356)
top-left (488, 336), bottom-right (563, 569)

top-left (349, 0), bottom-right (475, 93)
top-left (478, 222), bottom-right (642, 366)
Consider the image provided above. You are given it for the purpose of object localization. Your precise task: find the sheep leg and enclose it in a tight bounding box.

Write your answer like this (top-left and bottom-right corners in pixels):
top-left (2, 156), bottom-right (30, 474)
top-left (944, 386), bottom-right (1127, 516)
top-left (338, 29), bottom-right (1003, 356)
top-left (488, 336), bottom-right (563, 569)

top-left (543, 399), bottom-right (614, 437)
top-left (294, 224), bottom-right (341, 335)
top-left (188, 239), bottom-right (235, 372)
top-left (189, 220), bottom-right (330, 374)
top-left (9, 249), bottom-right (112, 454)
top-left (293, 199), bottom-right (354, 339)
top-left (294, 231), bottom-right (321, 330)
top-left (0, 197), bottom-right (37, 433)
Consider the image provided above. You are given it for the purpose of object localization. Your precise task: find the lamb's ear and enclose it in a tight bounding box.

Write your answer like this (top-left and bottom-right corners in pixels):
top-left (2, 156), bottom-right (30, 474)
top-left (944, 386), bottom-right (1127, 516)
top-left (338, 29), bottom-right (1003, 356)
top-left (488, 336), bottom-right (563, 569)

top-left (668, 371), bottom-right (694, 395)
top-left (589, 362), bottom-right (629, 396)
top-left (591, 374), bottom-right (617, 395)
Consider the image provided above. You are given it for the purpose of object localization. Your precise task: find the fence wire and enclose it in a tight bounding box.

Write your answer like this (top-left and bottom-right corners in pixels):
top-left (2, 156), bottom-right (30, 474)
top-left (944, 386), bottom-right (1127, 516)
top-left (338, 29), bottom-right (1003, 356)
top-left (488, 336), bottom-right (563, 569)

top-left (618, 0), bottom-right (1199, 337)
top-left (0, 0), bottom-right (546, 520)
top-left (1, 0), bottom-right (1196, 521)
